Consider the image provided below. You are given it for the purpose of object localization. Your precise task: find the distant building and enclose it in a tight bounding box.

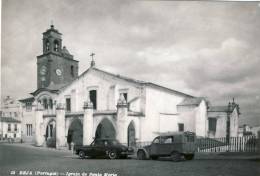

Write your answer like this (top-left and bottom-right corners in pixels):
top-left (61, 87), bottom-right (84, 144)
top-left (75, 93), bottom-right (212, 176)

top-left (19, 25), bottom-right (240, 149)
top-left (238, 124), bottom-right (253, 137)
top-left (0, 116), bottom-right (21, 140)
top-left (251, 126), bottom-right (260, 138)
top-left (1, 96), bottom-right (21, 121)
top-left (0, 96), bottom-right (22, 141)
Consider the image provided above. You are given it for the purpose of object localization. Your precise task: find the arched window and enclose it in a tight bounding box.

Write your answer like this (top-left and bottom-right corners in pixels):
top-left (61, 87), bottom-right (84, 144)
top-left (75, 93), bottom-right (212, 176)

top-left (46, 41), bottom-right (50, 51)
top-left (54, 40), bottom-right (59, 52)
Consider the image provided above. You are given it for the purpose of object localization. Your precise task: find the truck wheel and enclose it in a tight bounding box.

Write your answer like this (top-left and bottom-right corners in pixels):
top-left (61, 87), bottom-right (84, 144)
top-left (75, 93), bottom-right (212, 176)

top-left (79, 151), bottom-right (85, 159)
top-left (151, 156), bottom-right (158, 160)
top-left (108, 150), bottom-right (117, 159)
top-left (171, 152), bottom-right (181, 162)
top-left (137, 150), bottom-right (146, 160)
top-left (184, 154), bottom-right (194, 160)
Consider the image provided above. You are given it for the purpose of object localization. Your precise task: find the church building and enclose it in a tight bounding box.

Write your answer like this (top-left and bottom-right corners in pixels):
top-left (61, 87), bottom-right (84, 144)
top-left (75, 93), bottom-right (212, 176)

top-left (19, 25), bottom-right (240, 149)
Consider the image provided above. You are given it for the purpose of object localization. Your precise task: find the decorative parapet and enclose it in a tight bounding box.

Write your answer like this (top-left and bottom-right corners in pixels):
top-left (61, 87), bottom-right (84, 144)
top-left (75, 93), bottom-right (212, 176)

top-left (56, 103), bottom-right (65, 110)
top-left (83, 100), bottom-right (93, 109)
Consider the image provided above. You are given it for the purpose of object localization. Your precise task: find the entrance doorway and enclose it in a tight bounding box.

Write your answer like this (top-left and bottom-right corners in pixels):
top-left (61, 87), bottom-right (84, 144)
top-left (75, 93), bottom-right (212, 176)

top-left (67, 119), bottom-right (83, 147)
top-left (128, 121), bottom-right (136, 147)
top-left (95, 118), bottom-right (116, 139)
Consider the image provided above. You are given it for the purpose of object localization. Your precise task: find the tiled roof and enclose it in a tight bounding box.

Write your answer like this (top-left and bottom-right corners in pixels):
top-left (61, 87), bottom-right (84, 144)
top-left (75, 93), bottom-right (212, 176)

top-left (19, 96), bottom-right (35, 103)
top-left (208, 105), bottom-right (238, 113)
top-left (177, 97), bottom-right (205, 106)
top-left (208, 106), bottom-right (229, 112)
top-left (0, 117), bottom-right (21, 123)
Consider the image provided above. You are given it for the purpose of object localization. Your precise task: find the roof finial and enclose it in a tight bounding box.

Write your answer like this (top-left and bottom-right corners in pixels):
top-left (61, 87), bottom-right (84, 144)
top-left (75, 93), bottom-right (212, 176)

top-left (90, 52), bottom-right (95, 67)
top-left (50, 20), bottom-right (54, 28)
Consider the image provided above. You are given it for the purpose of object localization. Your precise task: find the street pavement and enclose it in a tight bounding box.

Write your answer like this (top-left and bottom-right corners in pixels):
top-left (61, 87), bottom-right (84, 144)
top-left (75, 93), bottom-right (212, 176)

top-left (0, 143), bottom-right (259, 176)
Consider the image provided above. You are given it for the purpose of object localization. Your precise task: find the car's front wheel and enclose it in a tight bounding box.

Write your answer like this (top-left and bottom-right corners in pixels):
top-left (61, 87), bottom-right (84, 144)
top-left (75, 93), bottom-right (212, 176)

top-left (79, 151), bottom-right (85, 159)
top-left (137, 150), bottom-right (146, 160)
top-left (108, 150), bottom-right (117, 159)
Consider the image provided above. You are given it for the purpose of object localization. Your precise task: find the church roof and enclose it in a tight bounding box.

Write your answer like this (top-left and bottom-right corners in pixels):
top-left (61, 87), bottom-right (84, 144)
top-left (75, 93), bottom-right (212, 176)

top-left (208, 103), bottom-right (239, 113)
top-left (0, 117), bottom-right (21, 123)
top-left (177, 97), bottom-right (206, 106)
top-left (79, 67), bottom-right (193, 98)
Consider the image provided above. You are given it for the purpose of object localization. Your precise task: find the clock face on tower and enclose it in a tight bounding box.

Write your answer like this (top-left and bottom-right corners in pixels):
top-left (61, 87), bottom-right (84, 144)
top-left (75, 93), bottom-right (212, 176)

top-left (40, 65), bottom-right (47, 75)
top-left (56, 69), bottom-right (62, 76)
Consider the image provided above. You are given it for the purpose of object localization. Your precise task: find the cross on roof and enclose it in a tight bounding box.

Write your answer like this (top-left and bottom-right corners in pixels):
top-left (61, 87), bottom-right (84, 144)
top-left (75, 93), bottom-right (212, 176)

top-left (90, 52), bottom-right (95, 61)
top-left (90, 52), bottom-right (96, 67)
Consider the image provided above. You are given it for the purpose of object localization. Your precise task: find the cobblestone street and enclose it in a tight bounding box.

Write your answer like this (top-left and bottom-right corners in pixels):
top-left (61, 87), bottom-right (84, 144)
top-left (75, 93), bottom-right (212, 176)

top-left (0, 143), bottom-right (259, 176)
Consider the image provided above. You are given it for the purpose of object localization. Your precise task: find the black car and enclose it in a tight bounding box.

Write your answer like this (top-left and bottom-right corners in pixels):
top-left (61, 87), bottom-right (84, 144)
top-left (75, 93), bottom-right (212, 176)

top-left (74, 138), bottom-right (134, 159)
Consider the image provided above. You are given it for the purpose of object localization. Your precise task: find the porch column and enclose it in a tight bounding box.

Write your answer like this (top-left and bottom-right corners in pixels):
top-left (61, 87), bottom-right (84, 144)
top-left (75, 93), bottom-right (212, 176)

top-left (83, 100), bottom-right (94, 145)
top-left (56, 103), bottom-right (66, 149)
top-left (116, 94), bottom-right (128, 144)
top-left (35, 103), bottom-right (44, 146)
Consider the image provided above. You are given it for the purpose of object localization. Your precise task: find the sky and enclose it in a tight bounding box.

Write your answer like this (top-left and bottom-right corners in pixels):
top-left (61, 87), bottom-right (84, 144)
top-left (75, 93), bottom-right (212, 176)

top-left (1, 0), bottom-right (260, 126)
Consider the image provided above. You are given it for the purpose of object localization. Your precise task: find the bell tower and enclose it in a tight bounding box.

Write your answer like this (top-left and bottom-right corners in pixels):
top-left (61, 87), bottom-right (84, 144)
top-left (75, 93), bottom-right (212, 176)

top-left (42, 24), bottom-right (62, 54)
top-left (37, 25), bottom-right (79, 89)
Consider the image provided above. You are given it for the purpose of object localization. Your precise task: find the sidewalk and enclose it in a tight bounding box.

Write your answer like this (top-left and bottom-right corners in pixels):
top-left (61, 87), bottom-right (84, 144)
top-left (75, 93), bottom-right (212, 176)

top-left (195, 152), bottom-right (260, 160)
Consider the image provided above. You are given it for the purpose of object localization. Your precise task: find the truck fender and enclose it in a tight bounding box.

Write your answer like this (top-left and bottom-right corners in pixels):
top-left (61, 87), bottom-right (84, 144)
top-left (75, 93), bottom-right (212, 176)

top-left (137, 148), bottom-right (150, 159)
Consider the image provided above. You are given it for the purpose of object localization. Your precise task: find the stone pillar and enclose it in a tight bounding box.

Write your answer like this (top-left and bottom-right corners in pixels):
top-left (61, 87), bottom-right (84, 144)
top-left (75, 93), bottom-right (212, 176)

top-left (83, 100), bottom-right (94, 145)
top-left (35, 103), bottom-right (44, 146)
top-left (56, 103), bottom-right (66, 149)
top-left (116, 94), bottom-right (128, 144)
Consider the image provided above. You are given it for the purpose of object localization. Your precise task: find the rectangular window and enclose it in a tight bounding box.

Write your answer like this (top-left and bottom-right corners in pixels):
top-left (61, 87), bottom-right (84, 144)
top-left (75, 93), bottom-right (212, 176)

top-left (70, 65), bottom-right (74, 77)
top-left (208, 118), bottom-right (217, 132)
top-left (14, 124), bottom-right (17, 131)
top-left (89, 90), bottom-right (97, 110)
top-left (49, 99), bottom-right (53, 109)
top-left (26, 102), bottom-right (32, 111)
top-left (26, 124), bottom-right (33, 136)
top-left (66, 98), bottom-right (71, 112)
top-left (14, 133), bottom-right (16, 138)
top-left (8, 124), bottom-right (11, 131)
top-left (178, 123), bottom-right (184, 132)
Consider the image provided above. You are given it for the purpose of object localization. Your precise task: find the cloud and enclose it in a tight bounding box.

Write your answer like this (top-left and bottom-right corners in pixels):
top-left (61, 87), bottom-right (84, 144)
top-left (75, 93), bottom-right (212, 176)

top-left (1, 0), bottom-right (260, 126)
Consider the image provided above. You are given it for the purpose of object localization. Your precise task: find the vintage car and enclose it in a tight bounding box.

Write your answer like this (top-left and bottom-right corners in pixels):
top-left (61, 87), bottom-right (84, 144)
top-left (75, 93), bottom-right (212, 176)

top-left (74, 138), bottom-right (134, 159)
top-left (137, 131), bottom-right (196, 161)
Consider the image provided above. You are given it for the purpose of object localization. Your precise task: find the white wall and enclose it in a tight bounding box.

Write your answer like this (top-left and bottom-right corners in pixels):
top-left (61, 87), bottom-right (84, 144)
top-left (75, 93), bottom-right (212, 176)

top-left (140, 86), bottom-right (188, 141)
top-left (195, 100), bottom-right (207, 137)
top-left (208, 111), bottom-right (227, 138)
top-left (57, 69), bottom-right (144, 113)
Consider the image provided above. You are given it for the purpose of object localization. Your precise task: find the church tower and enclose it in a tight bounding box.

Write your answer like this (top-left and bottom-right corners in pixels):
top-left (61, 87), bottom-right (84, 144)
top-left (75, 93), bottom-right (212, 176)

top-left (37, 25), bottom-right (79, 88)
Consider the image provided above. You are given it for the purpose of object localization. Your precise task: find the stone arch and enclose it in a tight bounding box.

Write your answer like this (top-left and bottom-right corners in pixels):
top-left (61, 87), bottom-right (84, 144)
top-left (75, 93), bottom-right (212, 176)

top-left (67, 118), bottom-right (83, 146)
top-left (95, 118), bottom-right (116, 139)
top-left (37, 93), bottom-right (54, 110)
top-left (45, 119), bottom-right (56, 148)
top-left (127, 120), bottom-right (136, 147)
